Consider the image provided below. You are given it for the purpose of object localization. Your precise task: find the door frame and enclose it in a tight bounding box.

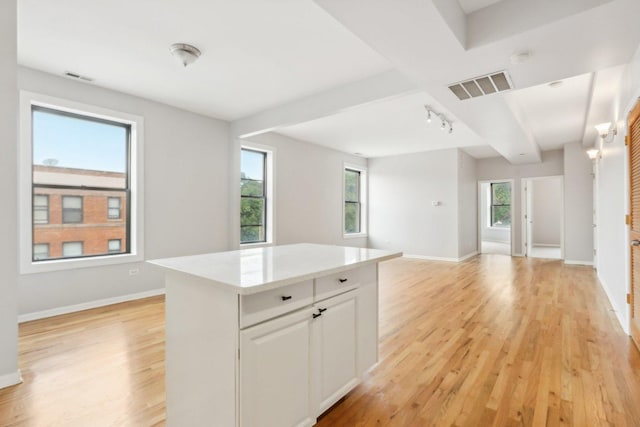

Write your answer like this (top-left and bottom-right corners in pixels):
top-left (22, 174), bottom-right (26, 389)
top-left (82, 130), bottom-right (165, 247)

top-left (521, 175), bottom-right (565, 260)
top-left (477, 179), bottom-right (514, 256)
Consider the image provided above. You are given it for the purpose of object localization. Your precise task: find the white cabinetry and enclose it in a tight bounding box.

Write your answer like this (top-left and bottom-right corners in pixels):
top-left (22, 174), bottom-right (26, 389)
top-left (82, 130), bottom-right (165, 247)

top-left (311, 290), bottom-right (358, 414)
top-left (152, 244), bottom-right (401, 427)
top-left (240, 307), bottom-right (316, 427)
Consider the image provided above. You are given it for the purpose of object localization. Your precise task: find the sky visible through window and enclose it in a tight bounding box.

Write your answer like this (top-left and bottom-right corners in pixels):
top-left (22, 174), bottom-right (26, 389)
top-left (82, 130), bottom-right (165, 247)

top-left (33, 109), bottom-right (127, 173)
top-left (241, 149), bottom-right (264, 180)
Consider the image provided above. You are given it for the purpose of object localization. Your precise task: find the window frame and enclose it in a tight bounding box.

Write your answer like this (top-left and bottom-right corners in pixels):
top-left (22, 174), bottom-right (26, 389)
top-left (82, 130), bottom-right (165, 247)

top-left (19, 91), bottom-right (145, 274)
top-left (343, 163), bottom-right (368, 238)
top-left (490, 182), bottom-right (511, 228)
top-left (239, 142), bottom-right (275, 248)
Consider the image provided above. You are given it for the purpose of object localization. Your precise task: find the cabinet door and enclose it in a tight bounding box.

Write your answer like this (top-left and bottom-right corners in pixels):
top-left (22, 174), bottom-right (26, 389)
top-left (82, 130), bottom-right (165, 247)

top-left (312, 291), bottom-right (359, 415)
top-left (240, 307), bottom-right (316, 427)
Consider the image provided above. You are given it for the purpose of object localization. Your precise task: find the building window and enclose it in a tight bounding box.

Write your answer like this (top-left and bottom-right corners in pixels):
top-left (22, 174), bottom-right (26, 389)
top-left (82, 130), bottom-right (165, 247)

top-left (108, 239), bottom-right (121, 253)
top-left (490, 182), bottom-right (511, 227)
top-left (33, 243), bottom-right (49, 261)
top-left (344, 165), bottom-right (367, 236)
top-left (108, 197), bottom-right (121, 219)
top-left (33, 194), bottom-right (49, 224)
top-left (62, 196), bottom-right (83, 224)
top-left (20, 92), bottom-right (144, 274)
top-left (62, 241), bottom-right (83, 258)
top-left (240, 148), bottom-right (267, 244)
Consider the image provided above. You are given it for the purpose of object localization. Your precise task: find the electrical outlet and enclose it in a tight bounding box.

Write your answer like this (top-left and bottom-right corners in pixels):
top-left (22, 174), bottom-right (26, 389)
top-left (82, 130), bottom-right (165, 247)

top-left (129, 268), bottom-right (139, 276)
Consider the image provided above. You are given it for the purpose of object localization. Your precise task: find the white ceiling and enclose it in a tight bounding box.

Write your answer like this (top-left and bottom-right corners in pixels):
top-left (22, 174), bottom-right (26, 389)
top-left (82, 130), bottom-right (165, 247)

top-left (457, 0), bottom-right (504, 14)
top-left (18, 0), bottom-right (391, 121)
top-left (17, 0), bottom-right (640, 163)
top-left (278, 92), bottom-right (485, 158)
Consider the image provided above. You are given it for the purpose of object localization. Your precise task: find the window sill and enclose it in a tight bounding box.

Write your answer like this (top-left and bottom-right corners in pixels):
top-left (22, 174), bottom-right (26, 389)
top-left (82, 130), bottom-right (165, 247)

top-left (488, 225), bottom-right (510, 230)
top-left (240, 241), bottom-right (274, 249)
top-left (20, 252), bottom-right (143, 275)
top-left (343, 232), bottom-right (368, 240)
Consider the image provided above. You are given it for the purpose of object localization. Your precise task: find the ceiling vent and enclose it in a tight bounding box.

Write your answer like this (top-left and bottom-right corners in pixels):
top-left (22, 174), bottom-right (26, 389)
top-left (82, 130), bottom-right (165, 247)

top-left (448, 71), bottom-right (513, 100)
top-left (64, 71), bottom-right (93, 82)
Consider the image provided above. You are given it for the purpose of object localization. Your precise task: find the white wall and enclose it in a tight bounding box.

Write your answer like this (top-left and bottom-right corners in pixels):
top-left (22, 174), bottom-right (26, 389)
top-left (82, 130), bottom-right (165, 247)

top-left (530, 178), bottom-right (562, 246)
top-left (0, 0), bottom-right (20, 387)
top-left (476, 149), bottom-right (564, 255)
top-left (243, 132), bottom-right (368, 248)
top-left (368, 149), bottom-right (460, 260)
top-left (563, 142), bottom-right (594, 263)
top-left (457, 150), bottom-right (477, 258)
top-left (595, 43), bottom-right (640, 333)
top-left (17, 67), bottom-right (231, 317)
top-left (479, 182), bottom-right (510, 244)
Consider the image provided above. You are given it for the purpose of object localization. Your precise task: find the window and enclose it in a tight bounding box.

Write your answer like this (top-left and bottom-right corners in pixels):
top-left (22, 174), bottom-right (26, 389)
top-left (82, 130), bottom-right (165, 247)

top-left (108, 239), bottom-right (121, 253)
top-left (62, 196), bottom-right (83, 224)
top-left (108, 197), bottom-right (121, 219)
top-left (344, 165), bottom-right (367, 236)
top-left (33, 194), bottom-right (49, 224)
top-left (33, 243), bottom-right (49, 261)
top-left (240, 148), bottom-right (267, 244)
top-left (20, 92), bottom-right (144, 273)
top-left (62, 241), bottom-right (83, 257)
top-left (490, 182), bottom-right (511, 227)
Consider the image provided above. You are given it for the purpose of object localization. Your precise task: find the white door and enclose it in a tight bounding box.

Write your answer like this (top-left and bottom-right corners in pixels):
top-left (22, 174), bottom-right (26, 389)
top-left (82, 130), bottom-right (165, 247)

top-left (311, 291), bottom-right (359, 415)
top-left (240, 307), bottom-right (316, 427)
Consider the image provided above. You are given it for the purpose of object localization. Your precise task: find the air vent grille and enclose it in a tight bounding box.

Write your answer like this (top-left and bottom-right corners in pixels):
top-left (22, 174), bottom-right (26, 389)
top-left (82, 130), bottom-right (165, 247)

top-left (448, 70), bottom-right (512, 100)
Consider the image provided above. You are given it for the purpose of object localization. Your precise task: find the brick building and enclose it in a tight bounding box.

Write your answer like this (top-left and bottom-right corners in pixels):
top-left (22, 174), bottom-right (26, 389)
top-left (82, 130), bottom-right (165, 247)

top-left (32, 165), bottom-right (127, 260)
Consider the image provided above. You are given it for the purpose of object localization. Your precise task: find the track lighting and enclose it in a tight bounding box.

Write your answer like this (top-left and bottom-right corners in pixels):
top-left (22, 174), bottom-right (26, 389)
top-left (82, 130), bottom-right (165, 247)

top-left (424, 105), bottom-right (453, 135)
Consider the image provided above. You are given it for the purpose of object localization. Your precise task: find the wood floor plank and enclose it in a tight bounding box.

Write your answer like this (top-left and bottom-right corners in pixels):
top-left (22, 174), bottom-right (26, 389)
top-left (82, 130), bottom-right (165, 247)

top-left (1, 255), bottom-right (640, 426)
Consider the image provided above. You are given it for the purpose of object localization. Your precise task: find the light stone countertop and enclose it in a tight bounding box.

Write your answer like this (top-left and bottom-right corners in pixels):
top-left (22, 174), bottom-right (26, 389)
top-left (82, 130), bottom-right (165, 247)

top-left (149, 243), bottom-right (402, 295)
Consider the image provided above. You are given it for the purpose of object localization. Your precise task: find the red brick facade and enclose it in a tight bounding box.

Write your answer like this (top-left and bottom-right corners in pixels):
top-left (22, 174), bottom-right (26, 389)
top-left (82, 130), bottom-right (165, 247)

top-left (33, 166), bottom-right (127, 260)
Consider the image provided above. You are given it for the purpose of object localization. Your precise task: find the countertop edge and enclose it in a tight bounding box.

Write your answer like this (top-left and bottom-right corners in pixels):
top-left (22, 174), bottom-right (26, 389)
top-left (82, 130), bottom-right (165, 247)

top-left (149, 251), bottom-right (402, 295)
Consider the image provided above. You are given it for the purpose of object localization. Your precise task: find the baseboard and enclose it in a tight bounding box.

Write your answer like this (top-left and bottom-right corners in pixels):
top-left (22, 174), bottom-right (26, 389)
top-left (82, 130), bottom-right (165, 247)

top-left (404, 252), bottom-right (478, 263)
top-left (18, 288), bottom-right (165, 323)
top-left (0, 370), bottom-right (22, 389)
top-left (597, 274), bottom-right (629, 335)
top-left (564, 260), bottom-right (593, 266)
top-left (532, 243), bottom-right (561, 248)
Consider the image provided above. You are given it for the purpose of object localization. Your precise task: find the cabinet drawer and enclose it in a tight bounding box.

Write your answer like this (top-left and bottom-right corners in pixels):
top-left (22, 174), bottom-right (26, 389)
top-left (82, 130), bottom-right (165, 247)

top-left (315, 264), bottom-right (376, 301)
top-left (240, 280), bottom-right (313, 328)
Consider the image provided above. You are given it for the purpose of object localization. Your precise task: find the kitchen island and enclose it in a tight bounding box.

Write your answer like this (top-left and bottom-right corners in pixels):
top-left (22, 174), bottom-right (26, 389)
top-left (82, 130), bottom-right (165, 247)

top-left (150, 243), bottom-right (402, 427)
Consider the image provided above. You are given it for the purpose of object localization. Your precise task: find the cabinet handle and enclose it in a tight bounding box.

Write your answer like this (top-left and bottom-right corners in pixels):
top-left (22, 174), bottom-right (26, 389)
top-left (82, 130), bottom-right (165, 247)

top-left (338, 278), bottom-right (348, 283)
top-left (312, 312), bottom-right (322, 319)
top-left (281, 295), bottom-right (292, 301)
top-left (318, 308), bottom-right (327, 313)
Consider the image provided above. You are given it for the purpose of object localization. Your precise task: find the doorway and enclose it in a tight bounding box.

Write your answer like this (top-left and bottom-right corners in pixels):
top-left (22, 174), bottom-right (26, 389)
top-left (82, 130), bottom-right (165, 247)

top-left (522, 176), bottom-right (564, 260)
top-left (478, 180), bottom-right (513, 255)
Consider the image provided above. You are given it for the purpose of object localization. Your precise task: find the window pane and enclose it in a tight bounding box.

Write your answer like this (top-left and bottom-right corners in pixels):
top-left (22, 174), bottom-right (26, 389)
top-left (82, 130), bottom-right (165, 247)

top-left (240, 149), bottom-right (265, 181)
top-left (108, 197), bottom-right (121, 219)
top-left (345, 202), bottom-right (360, 234)
top-left (241, 179), bottom-right (264, 197)
top-left (492, 183), bottom-right (511, 205)
top-left (62, 242), bottom-right (83, 257)
top-left (62, 196), bottom-right (83, 224)
top-left (108, 197), bottom-right (120, 208)
top-left (33, 244), bottom-right (49, 261)
top-left (345, 170), bottom-right (360, 202)
top-left (63, 196), bottom-right (82, 209)
top-left (492, 206), bottom-right (511, 226)
top-left (32, 108), bottom-right (128, 189)
top-left (241, 198), bottom-right (265, 226)
top-left (33, 194), bottom-right (49, 224)
top-left (241, 226), bottom-right (264, 243)
top-left (108, 239), bottom-right (121, 252)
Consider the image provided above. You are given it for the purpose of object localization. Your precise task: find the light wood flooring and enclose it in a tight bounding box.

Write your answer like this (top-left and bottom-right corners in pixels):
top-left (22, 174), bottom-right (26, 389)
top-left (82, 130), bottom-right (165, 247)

top-left (1, 255), bottom-right (639, 426)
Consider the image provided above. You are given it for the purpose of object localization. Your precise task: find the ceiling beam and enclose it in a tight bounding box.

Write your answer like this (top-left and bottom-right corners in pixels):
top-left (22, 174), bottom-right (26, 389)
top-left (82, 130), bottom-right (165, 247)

top-left (231, 69), bottom-right (416, 139)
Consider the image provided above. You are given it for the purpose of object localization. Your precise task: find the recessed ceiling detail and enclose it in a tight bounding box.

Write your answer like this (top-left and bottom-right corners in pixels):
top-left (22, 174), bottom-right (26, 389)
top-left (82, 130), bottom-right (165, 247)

top-left (448, 71), bottom-right (513, 101)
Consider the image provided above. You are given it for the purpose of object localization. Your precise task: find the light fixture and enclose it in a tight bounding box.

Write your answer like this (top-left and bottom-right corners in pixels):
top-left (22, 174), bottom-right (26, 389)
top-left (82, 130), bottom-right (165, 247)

top-left (595, 122), bottom-right (617, 143)
top-left (424, 106), bottom-right (453, 135)
top-left (170, 43), bottom-right (201, 67)
top-left (587, 148), bottom-right (600, 160)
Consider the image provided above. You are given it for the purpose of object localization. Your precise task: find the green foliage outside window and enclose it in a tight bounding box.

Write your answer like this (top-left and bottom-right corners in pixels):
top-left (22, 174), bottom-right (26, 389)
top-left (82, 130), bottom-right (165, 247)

top-left (491, 182), bottom-right (511, 227)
